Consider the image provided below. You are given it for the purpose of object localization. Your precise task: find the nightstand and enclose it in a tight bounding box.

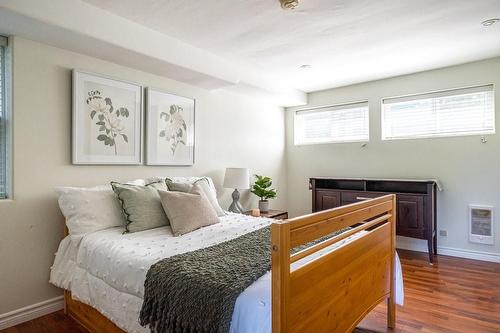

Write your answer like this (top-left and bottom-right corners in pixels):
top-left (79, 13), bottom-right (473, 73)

top-left (244, 209), bottom-right (288, 220)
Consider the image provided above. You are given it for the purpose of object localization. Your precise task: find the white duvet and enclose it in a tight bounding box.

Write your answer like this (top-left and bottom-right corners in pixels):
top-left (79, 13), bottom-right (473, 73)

top-left (50, 213), bottom-right (404, 333)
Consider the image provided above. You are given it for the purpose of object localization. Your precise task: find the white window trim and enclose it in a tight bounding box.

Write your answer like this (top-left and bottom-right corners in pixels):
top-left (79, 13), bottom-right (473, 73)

top-left (381, 84), bottom-right (495, 141)
top-left (293, 100), bottom-right (370, 146)
top-left (0, 36), bottom-right (12, 200)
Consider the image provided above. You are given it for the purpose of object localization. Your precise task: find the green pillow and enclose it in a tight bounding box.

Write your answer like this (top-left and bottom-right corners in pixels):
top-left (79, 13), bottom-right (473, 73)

top-left (165, 179), bottom-right (193, 192)
top-left (165, 178), bottom-right (226, 217)
top-left (111, 181), bottom-right (169, 233)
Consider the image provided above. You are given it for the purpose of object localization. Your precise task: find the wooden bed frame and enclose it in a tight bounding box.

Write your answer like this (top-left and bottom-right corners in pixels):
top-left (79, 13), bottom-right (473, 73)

top-left (64, 194), bottom-right (397, 333)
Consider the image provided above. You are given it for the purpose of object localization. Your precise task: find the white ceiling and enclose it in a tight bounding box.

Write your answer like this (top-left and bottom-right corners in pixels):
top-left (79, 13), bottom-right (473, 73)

top-left (82, 0), bottom-right (500, 92)
top-left (0, 0), bottom-right (307, 105)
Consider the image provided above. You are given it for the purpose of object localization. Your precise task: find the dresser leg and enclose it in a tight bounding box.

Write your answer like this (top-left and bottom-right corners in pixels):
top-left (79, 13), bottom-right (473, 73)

top-left (433, 234), bottom-right (438, 255)
top-left (427, 237), bottom-right (434, 263)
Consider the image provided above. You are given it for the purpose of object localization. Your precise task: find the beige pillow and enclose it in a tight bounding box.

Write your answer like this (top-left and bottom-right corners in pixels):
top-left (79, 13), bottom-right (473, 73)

top-left (158, 184), bottom-right (220, 236)
top-left (165, 177), bottom-right (226, 217)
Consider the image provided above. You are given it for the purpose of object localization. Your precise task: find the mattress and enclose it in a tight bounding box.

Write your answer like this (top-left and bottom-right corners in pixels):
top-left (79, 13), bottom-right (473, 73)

top-left (50, 213), bottom-right (404, 333)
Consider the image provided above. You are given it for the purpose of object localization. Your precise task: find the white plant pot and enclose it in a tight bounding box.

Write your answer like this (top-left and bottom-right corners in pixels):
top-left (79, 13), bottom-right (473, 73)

top-left (259, 200), bottom-right (270, 213)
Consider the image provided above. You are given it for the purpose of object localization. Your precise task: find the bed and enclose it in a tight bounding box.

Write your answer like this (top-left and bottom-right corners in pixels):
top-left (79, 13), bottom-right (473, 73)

top-left (51, 194), bottom-right (401, 333)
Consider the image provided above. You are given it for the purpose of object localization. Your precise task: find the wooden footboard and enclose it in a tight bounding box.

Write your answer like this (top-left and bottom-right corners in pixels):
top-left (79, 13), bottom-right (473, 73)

top-left (271, 194), bottom-right (396, 333)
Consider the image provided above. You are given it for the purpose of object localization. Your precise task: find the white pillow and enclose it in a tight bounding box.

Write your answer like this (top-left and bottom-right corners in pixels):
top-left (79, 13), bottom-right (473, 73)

top-left (124, 178), bottom-right (147, 186)
top-left (56, 185), bottom-right (125, 241)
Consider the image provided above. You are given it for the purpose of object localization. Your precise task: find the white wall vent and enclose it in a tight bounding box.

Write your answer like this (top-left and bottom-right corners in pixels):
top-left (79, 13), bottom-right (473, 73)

top-left (469, 205), bottom-right (494, 245)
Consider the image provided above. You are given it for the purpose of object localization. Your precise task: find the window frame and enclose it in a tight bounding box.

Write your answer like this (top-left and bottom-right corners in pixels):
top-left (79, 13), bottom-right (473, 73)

top-left (381, 84), bottom-right (496, 141)
top-left (293, 100), bottom-right (370, 146)
top-left (0, 35), bottom-right (12, 200)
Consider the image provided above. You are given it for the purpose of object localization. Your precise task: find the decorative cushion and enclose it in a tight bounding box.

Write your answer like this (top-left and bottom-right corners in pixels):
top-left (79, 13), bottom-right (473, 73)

top-left (148, 176), bottom-right (218, 196)
top-left (158, 184), bottom-right (220, 236)
top-left (126, 178), bottom-right (147, 186)
top-left (165, 179), bottom-right (193, 192)
top-left (111, 181), bottom-right (169, 233)
top-left (56, 185), bottom-right (125, 241)
top-left (165, 177), bottom-right (226, 217)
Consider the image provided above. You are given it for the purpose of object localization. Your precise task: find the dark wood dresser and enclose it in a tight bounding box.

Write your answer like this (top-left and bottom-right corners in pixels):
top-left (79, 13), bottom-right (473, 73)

top-left (310, 177), bottom-right (437, 262)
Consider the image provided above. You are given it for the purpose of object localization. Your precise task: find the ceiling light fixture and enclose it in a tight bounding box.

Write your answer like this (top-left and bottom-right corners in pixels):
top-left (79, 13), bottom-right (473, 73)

top-left (299, 64), bottom-right (312, 70)
top-left (280, 0), bottom-right (299, 10)
top-left (481, 18), bottom-right (500, 27)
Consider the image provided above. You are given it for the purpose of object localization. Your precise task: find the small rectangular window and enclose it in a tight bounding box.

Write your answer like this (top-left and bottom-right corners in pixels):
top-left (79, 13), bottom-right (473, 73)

top-left (0, 35), bottom-right (8, 199)
top-left (294, 101), bottom-right (369, 145)
top-left (382, 85), bottom-right (495, 140)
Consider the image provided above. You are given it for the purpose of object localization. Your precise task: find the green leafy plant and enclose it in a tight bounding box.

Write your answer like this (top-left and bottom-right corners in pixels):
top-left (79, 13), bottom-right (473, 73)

top-left (86, 90), bottom-right (129, 155)
top-left (251, 175), bottom-right (277, 201)
top-left (159, 104), bottom-right (187, 155)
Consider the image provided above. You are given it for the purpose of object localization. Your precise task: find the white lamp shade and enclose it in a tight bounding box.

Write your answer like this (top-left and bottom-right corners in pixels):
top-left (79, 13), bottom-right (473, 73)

top-left (223, 168), bottom-right (250, 189)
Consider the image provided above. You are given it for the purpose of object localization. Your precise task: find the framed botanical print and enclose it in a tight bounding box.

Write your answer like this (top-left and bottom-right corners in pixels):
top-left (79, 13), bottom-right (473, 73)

top-left (72, 70), bottom-right (143, 164)
top-left (145, 88), bottom-right (195, 166)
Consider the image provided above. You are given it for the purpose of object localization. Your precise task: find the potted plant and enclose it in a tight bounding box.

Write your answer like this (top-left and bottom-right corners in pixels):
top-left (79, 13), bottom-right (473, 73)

top-left (251, 175), bottom-right (277, 213)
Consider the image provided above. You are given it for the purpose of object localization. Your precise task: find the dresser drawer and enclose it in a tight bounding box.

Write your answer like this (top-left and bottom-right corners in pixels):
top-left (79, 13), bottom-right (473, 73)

top-left (341, 191), bottom-right (384, 205)
top-left (396, 194), bottom-right (425, 239)
top-left (315, 190), bottom-right (341, 211)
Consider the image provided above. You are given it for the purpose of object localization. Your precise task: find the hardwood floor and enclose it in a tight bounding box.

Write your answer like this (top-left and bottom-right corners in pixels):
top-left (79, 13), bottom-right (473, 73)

top-left (0, 310), bottom-right (87, 333)
top-left (358, 250), bottom-right (500, 333)
top-left (2, 250), bottom-right (499, 333)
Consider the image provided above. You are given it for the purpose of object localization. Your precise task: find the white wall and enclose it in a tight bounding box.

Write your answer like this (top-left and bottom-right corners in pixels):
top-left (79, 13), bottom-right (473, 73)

top-left (0, 37), bottom-right (287, 314)
top-left (286, 57), bottom-right (500, 260)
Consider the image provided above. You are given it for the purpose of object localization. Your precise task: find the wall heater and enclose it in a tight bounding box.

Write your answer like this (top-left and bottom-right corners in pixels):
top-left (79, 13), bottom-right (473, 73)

top-left (469, 205), bottom-right (494, 245)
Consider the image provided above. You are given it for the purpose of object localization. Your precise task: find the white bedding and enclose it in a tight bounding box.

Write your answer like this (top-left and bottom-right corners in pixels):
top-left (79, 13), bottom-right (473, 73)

top-left (50, 213), bottom-right (404, 333)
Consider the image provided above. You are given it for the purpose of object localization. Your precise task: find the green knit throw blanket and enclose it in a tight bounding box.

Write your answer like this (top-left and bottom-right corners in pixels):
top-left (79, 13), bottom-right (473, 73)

top-left (139, 225), bottom-right (348, 333)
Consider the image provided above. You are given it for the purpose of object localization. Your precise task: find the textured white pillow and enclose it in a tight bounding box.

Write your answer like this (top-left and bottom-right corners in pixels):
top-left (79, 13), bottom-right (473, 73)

top-left (56, 185), bottom-right (125, 241)
top-left (125, 178), bottom-right (147, 186)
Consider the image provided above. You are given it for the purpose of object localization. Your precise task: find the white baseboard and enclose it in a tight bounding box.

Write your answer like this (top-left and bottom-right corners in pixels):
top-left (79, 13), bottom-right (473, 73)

top-left (396, 236), bottom-right (500, 263)
top-left (0, 296), bottom-right (64, 330)
top-left (437, 246), bottom-right (500, 263)
top-left (396, 236), bottom-right (428, 253)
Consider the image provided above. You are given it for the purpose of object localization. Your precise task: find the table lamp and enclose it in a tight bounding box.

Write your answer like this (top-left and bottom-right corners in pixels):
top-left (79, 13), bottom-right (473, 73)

top-left (223, 168), bottom-right (250, 213)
